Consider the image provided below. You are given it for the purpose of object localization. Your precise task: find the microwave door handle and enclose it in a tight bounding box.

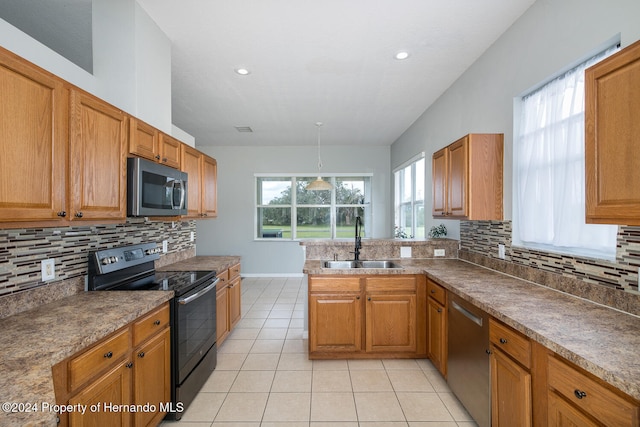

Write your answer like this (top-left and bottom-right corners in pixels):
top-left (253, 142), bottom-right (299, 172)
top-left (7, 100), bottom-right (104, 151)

top-left (177, 179), bottom-right (186, 209)
top-left (171, 179), bottom-right (185, 210)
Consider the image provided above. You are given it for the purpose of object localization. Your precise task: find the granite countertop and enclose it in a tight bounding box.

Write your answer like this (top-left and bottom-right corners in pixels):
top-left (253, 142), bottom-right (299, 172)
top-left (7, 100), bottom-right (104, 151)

top-left (0, 291), bottom-right (173, 427)
top-left (157, 255), bottom-right (241, 274)
top-left (304, 257), bottom-right (640, 401)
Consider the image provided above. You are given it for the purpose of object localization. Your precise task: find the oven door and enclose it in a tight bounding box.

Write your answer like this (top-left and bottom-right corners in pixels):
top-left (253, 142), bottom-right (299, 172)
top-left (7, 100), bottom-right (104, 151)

top-left (175, 277), bottom-right (218, 385)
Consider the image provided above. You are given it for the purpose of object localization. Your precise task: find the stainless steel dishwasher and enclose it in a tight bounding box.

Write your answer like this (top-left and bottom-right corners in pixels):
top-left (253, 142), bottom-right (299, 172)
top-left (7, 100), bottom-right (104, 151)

top-left (447, 293), bottom-right (490, 427)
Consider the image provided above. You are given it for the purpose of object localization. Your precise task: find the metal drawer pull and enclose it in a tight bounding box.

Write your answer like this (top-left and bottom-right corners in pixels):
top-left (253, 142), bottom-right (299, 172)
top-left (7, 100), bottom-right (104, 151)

top-left (104, 351), bottom-right (113, 359)
top-left (499, 338), bottom-right (508, 344)
top-left (126, 362), bottom-right (133, 369)
top-left (574, 389), bottom-right (587, 399)
top-left (138, 352), bottom-right (145, 358)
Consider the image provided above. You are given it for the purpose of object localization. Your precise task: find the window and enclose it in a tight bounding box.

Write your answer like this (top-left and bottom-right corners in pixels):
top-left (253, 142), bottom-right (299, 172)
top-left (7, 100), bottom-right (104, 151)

top-left (514, 45), bottom-right (619, 260)
top-left (256, 175), bottom-right (371, 240)
top-left (394, 154), bottom-right (425, 238)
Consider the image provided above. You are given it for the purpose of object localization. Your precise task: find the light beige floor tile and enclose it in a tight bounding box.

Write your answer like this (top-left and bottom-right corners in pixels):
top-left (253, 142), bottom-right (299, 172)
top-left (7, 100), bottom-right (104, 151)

top-left (383, 359), bottom-right (421, 370)
top-left (263, 392), bottom-right (311, 421)
top-left (360, 423), bottom-right (409, 427)
top-left (269, 310), bottom-right (294, 319)
top-left (289, 318), bottom-right (304, 328)
top-left (286, 328), bottom-right (304, 339)
top-left (292, 310), bottom-right (304, 318)
top-left (227, 328), bottom-right (260, 340)
top-left (230, 370), bottom-right (275, 392)
top-left (263, 318), bottom-right (291, 328)
top-left (312, 370), bottom-right (352, 392)
top-left (277, 352), bottom-right (313, 370)
top-left (313, 359), bottom-right (349, 370)
top-left (250, 339), bottom-right (284, 353)
top-left (437, 392), bottom-right (475, 421)
top-left (310, 423), bottom-right (358, 427)
top-left (350, 369), bottom-right (393, 392)
top-left (178, 391), bottom-right (226, 422)
top-left (244, 309), bottom-right (271, 319)
top-left (387, 370), bottom-right (435, 392)
top-left (258, 328), bottom-right (289, 340)
top-left (218, 339), bottom-right (254, 354)
top-left (423, 369), bottom-right (451, 392)
top-left (408, 423), bottom-right (458, 427)
top-left (396, 392), bottom-right (454, 422)
top-left (282, 338), bottom-right (308, 354)
top-left (353, 392), bottom-right (406, 421)
top-left (201, 369), bottom-right (238, 392)
top-left (416, 359), bottom-right (438, 372)
top-left (262, 423), bottom-right (309, 427)
top-left (348, 359), bottom-right (385, 370)
top-left (273, 303), bottom-right (295, 310)
top-left (161, 422), bottom-right (210, 427)
top-left (241, 353), bottom-right (281, 370)
top-left (235, 318), bottom-right (266, 329)
top-left (311, 392), bottom-right (358, 421)
top-left (216, 353), bottom-right (248, 370)
top-left (215, 392), bottom-right (269, 422)
top-left (455, 422), bottom-right (479, 426)
top-left (211, 423), bottom-right (260, 427)
top-left (271, 370), bottom-right (312, 392)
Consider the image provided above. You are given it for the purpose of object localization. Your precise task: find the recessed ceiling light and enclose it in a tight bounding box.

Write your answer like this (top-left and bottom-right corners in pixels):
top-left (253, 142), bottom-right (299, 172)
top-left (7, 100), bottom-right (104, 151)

top-left (235, 68), bottom-right (250, 75)
top-left (395, 51), bottom-right (410, 60)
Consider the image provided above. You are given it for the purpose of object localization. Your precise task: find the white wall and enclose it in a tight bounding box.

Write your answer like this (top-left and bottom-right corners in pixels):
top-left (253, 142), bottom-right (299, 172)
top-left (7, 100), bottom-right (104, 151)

top-left (391, 0), bottom-right (640, 240)
top-left (195, 145), bottom-right (391, 275)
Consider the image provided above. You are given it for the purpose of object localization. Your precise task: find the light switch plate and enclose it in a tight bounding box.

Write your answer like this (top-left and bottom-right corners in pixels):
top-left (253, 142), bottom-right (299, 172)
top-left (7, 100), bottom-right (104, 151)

top-left (434, 249), bottom-right (445, 257)
top-left (41, 259), bottom-right (55, 281)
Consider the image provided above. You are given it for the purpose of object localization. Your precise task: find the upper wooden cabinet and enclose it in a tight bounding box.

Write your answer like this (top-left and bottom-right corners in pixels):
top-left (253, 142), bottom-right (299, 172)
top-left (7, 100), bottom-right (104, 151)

top-left (585, 40), bottom-right (640, 225)
top-left (128, 117), bottom-right (181, 170)
top-left (69, 90), bottom-right (128, 222)
top-left (181, 145), bottom-right (217, 219)
top-left (0, 47), bottom-right (69, 225)
top-left (432, 133), bottom-right (503, 220)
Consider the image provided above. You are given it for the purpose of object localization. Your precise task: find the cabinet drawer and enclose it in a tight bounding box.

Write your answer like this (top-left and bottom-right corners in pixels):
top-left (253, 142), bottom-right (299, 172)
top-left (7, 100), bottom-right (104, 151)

top-left (547, 355), bottom-right (640, 426)
top-left (69, 328), bottom-right (130, 391)
top-left (427, 279), bottom-right (446, 305)
top-left (229, 263), bottom-right (241, 280)
top-left (309, 276), bottom-right (361, 293)
top-left (489, 319), bottom-right (531, 369)
top-left (365, 276), bottom-right (416, 293)
top-left (217, 269), bottom-right (230, 286)
top-left (133, 303), bottom-right (170, 347)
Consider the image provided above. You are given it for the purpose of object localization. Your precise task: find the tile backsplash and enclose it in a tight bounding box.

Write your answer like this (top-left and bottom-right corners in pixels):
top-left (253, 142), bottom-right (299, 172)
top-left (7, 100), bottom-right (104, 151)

top-left (460, 220), bottom-right (640, 293)
top-left (0, 218), bottom-right (196, 297)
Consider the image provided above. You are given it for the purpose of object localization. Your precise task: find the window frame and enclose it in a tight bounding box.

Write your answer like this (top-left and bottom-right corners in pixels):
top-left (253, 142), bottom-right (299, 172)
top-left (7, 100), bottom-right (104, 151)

top-left (393, 153), bottom-right (425, 239)
top-left (255, 173), bottom-right (372, 241)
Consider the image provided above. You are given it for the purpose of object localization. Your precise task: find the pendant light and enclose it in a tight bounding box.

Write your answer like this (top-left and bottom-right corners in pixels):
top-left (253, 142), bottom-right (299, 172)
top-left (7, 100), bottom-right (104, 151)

top-left (306, 122), bottom-right (333, 191)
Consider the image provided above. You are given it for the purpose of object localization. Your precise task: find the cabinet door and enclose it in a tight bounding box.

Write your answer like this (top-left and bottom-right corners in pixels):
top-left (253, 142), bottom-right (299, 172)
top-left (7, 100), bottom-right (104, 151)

top-left (0, 48), bottom-right (68, 224)
top-left (159, 133), bottom-right (181, 169)
top-left (585, 40), bottom-right (640, 225)
top-left (69, 361), bottom-right (132, 427)
top-left (432, 148), bottom-right (448, 217)
top-left (447, 136), bottom-right (468, 218)
top-left (228, 276), bottom-right (242, 329)
top-left (201, 155), bottom-right (218, 218)
top-left (129, 117), bottom-right (159, 163)
top-left (216, 285), bottom-right (230, 344)
top-left (427, 298), bottom-right (446, 376)
top-left (181, 145), bottom-right (202, 218)
top-left (309, 293), bottom-right (362, 353)
top-left (69, 90), bottom-right (127, 221)
top-left (134, 328), bottom-right (171, 427)
top-left (365, 293), bottom-right (416, 353)
top-left (490, 347), bottom-right (532, 427)
top-left (548, 391), bottom-right (598, 427)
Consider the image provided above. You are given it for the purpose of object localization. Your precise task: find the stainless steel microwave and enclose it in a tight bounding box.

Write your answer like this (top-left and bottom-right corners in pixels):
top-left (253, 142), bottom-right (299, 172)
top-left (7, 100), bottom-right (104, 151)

top-left (127, 157), bottom-right (188, 216)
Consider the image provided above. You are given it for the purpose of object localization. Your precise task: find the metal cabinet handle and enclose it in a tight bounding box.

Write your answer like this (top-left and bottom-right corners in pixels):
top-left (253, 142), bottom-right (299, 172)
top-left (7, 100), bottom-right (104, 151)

top-left (138, 352), bottom-right (145, 358)
top-left (155, 155), bottom-right (161, 160)
top-left (57, 211), bottom-right (67, 217)
top-left (499, 338), bottom-right (508, 344)
top-left (75, 212), bottom-right (83, 218)
top-left (104, 351), bottom-right (113, 359)
top-left (574, 389), bottom-right (587, 399)
top-left (126, 362), bottom-right (133, 369)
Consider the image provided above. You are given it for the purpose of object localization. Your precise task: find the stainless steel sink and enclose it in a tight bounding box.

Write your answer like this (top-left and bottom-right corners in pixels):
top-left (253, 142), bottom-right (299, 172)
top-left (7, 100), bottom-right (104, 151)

top-left (322, 260), bottom-right (403, 269)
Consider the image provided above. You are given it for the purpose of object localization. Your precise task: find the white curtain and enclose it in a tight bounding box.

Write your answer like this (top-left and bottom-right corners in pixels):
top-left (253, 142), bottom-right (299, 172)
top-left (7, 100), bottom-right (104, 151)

top-left (515, 46), bottom-right (618, 259)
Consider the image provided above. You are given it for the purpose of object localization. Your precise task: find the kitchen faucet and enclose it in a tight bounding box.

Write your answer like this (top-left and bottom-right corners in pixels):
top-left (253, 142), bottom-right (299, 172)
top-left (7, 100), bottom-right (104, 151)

top-left (352, 216), bottom-right (362, 260)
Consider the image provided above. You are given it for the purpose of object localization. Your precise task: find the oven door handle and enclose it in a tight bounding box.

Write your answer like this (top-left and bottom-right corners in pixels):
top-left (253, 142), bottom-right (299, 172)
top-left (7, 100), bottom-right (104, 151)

top-left (178, 278), bottom-right (220, 305)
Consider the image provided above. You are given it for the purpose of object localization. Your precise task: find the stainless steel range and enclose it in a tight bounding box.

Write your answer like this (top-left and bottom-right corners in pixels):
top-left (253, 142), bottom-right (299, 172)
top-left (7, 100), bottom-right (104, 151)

top-left (87, 243), bottom-right (218, 421)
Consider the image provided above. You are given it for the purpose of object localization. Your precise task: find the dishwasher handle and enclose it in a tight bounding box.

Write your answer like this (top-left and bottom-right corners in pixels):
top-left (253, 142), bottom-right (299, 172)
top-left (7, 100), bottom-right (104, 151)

top-left (451, 299), bottom-right (483, 327)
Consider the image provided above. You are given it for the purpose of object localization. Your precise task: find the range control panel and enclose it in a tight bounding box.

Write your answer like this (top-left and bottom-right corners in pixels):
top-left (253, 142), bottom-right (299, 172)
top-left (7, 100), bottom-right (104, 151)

top-left (91, 243), bottom-right (161, 275)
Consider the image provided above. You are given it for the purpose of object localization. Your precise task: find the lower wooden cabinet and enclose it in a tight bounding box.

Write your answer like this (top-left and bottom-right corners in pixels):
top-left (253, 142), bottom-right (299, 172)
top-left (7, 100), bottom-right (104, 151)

top-left (308, 274), bottom-right (426, 358)
top-left (216, 263), bottom-right (242, 345)
top-left (53, 302), bottom-right (170, 427)
top-left (426, 279), bottom-right (447, 376)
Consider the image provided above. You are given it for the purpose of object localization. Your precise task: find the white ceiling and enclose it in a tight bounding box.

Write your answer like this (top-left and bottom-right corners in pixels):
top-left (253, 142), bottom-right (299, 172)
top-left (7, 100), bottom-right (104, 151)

top-left (137, 0), bottom-right (536, 147)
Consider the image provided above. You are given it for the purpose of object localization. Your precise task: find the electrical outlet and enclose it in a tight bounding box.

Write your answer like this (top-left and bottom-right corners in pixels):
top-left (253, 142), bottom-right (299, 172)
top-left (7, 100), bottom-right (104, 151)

top-left (498, 244), bottom-right (506, 259)
top-left (434, 249), bottom-right (445, 257)
top-left (41, 259), bottom-right (55, 281)
top-left (400, 247), bottom-right (412, 258)
top-left (162, 240), bottom-right (168, 253)
top-left (190, 231), bottom-right (195, 242)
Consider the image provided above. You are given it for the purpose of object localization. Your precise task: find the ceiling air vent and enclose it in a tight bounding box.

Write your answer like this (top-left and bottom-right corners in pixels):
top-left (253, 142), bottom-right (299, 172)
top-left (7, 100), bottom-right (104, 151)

top-left (235, 126), bottom-right (253, 133)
